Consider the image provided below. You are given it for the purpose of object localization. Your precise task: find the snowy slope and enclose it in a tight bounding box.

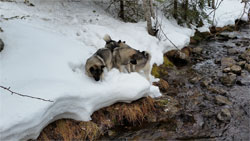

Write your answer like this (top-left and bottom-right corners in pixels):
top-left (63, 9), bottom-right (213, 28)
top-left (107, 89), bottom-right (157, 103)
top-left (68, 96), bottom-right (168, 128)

top-left (0, 0), bottom-right (248, 140)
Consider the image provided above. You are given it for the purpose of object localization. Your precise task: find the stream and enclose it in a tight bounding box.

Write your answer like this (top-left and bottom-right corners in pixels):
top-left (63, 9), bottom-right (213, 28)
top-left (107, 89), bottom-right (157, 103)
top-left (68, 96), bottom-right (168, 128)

top-left (100, 22), bottom-right (250, 140)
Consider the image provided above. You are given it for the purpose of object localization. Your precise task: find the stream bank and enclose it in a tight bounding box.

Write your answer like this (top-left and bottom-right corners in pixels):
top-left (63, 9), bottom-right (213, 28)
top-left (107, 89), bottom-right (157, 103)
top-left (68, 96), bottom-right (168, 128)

top-left (36, 21), bottom-right (250, 141)
top-left (99, 21), bottom-right (250, 140)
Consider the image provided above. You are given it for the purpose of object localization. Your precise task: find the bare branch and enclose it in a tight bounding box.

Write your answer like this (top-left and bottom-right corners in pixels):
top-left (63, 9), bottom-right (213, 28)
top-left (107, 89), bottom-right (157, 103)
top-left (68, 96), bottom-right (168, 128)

top-left (0, 85), bottom-right (54, 102)
top-left (235, 0), bottom-right (249, 29)
top-left (158, 24), bottom-right (180, 50)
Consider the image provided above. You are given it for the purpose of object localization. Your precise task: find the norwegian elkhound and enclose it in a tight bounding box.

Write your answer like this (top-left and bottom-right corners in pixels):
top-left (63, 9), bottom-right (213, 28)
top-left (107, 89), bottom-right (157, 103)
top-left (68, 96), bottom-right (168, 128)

top-left (113, 45), bottom-right (139, 73)
top-left (130, 51), bottom-right (151, 81)
top-left (85, 48), bottom-right (113, 81)
top-left (103, 34), bottom-right (127, 52)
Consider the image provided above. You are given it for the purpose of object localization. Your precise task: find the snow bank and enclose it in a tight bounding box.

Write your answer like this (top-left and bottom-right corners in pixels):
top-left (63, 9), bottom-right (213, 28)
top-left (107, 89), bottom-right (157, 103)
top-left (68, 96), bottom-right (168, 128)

top-left (211, 0), bottom-right (249, 27)
top-left (0, 0), bottom-right (248, 140)
top-left (199, 0), bottom-right (249, 32)
top-left (0, 20), bottom-right (153, 140)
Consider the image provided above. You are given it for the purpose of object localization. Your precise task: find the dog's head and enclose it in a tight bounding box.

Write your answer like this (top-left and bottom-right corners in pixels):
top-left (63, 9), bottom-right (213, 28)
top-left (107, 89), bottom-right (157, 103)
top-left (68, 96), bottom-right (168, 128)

top-left (130, 51), bottom-right (144, 65)
top-left (89, 65), bottom-right (105, 81)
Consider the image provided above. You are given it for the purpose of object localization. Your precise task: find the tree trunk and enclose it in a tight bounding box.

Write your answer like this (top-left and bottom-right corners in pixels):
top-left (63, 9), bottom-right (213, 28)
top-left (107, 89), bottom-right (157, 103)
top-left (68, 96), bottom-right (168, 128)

top-left (173, 0), bottom-right (177, 19)
top-left (184, 0), bottom-right (188, 21)
top-left (200, 0), bottom-right (204, 8)
top-left (207, 0), bottom-right (210, 7)
top-left (212, 0), bottom-right (215, 9)
top-left (119, 0), bottom-right (125, 20)
top-left (143, 0), bottom-right (155, 36)
top-left (149, 0), bottom-right (155, 19)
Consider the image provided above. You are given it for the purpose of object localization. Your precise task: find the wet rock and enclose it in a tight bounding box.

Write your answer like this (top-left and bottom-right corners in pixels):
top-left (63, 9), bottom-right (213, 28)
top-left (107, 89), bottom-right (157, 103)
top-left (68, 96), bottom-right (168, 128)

top-left (157, 96), bottom-right (179, 118)
top-left (200, 77), bottom-right (212, 88)
top-left (215, 95), bottom-right (232, 106)
top-left (235, 42), bottom-right (241, 46)
top-left (207, 87), bottom-right (227, 95)
top-left (108, 130), bottom-right (116, 137)
top-left (239, 49), bottom-right (250, 63)
top-left (192, 47), bottom-right (203, 54)
top-left (221, 57), bottom-right (236, 68)
top-left (217, 108), bottom-right (231, 121)
top-left (153, 79), bottom-right (169, 92)
top-left (165, 50), bottom-right (190, 66)
top-left (244, 63), bottom-right (250, 72)
top-left (220, 73), bottom-right (236, 87)
top-left (237, 61), bottom-right (246, 68)
top-left (0, 39), bottom-right (4, 52)
top-left (223, 67), bottom-right (231, 73)
top-left (227, 48), bottom-right (238, 55)
top-left (214, 58), bottom-right (221, 64)
top-left (181, 47), bottom-right (192, 57)
top-left (230, 65), bottom-right (241, 75)
top-left (189, 76), bottom-right (202, 84)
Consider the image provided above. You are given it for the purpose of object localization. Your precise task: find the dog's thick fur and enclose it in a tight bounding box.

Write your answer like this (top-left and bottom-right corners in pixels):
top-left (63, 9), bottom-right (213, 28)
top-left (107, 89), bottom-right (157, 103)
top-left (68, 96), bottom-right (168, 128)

top-left (103, 34), bottom-right (120, 52)
top-left (85, 48), bottom-right (112, 81)
top-left (103, 34), bottom-right (128, 52)
top-left (100, 34), bottom-right (151, 81)
top-left (113, 46), bottom-right (139, 73)
top-left (130, 51), bottom-right (151, 81)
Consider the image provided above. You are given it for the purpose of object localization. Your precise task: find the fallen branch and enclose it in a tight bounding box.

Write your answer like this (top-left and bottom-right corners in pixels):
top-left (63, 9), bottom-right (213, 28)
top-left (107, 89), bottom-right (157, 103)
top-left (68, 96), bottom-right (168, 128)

top-left (0, 85), bottom-right (54, 102)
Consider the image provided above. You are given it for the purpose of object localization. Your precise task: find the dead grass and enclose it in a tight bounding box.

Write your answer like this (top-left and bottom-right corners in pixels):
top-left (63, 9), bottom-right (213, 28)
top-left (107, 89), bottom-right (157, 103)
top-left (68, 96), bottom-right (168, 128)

top-left (92, 96), bottom-right (156, 126)
top-left (37, 119), bottom-right (100, 141)
top-left (37, 97), bottom-right (157, 140)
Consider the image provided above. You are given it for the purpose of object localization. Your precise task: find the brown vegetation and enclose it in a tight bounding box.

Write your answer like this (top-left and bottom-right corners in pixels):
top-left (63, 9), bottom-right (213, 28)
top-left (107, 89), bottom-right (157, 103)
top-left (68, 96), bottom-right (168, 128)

top-left (37, 97), bottom-right (158, 140)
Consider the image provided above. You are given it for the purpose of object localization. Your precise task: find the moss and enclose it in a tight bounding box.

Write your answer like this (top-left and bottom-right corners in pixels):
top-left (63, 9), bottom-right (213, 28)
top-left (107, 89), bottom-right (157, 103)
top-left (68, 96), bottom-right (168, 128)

top-left (156, 99), bottom-right (170, 106)
top-left (151, 56), bottom-right (174, 78)
top-left (190, 30), bottom-right (211, 44)
top-left (163, 56), bottom-right (174, 67)
top-left (151, 64), bottom-right (161, 78)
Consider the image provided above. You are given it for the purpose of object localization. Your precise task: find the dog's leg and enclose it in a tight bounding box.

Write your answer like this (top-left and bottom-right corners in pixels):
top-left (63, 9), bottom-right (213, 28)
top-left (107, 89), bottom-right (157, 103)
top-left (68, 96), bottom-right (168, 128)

top-left (130, 64), bottom-right (135, 72)
top-left (118, 64), bottom-right (123, 72)
top-left (101, 72), bottom-right (104, 81)
top-left (108, 61), bottom-right (113, 71)
top-left (126, 64), bottom-right (131, 73)
top-left (143, 63), bottom-right (151, 81)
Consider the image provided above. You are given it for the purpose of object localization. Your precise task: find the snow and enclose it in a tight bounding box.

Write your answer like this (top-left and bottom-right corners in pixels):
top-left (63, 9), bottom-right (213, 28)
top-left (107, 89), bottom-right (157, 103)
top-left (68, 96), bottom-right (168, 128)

top-left (199, 0), bottom-right (250, 31)
top-left (0, 0), bottom-right (248, 140)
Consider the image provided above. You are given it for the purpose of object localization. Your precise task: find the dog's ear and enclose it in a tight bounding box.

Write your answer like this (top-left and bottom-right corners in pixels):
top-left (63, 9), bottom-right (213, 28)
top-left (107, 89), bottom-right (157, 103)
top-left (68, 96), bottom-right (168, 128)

top-left (118, 40), bottom-right (121, 43)
top-left (90, 67), bottom-right (94, 72)
top-left (130, 59), bottom-right (137, 64)
top-left (123, 41), bottom-right (126, 43)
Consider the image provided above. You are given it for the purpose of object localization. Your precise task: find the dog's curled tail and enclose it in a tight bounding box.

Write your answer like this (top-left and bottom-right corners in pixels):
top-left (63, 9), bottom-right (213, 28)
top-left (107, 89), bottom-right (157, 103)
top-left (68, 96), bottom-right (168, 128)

top-left (103, 34), bottom-right (112, 43)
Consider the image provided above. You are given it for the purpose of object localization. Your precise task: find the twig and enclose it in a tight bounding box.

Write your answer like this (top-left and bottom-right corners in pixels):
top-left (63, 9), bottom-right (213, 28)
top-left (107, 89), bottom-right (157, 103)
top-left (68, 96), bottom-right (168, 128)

top-left (105, 0), bottom-right (116, 11)
top-left (212, 0), bottom-right (224, 26)
top-left (0, 85), bottom-right (54, 102)
top-left (159, 24), bottom-right (180, 50)
top-left (235, 0), bottom-right (249, 29)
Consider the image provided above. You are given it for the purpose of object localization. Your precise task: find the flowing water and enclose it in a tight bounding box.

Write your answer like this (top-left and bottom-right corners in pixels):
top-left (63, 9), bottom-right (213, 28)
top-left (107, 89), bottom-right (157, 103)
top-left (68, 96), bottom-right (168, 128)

top-left (100, 22), bottom-right (250, 140)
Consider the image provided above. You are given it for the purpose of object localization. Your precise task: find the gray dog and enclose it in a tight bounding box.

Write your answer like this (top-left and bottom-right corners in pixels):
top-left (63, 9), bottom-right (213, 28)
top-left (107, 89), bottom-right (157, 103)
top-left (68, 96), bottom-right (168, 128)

top-left (113, 45), bottom-right (139, 73)
top-left (85, 48), bottom-right (113, 81)
top-left (130, 51), bottom-right (151, 81)
top-left (105, 34), bottom-right (152, 80)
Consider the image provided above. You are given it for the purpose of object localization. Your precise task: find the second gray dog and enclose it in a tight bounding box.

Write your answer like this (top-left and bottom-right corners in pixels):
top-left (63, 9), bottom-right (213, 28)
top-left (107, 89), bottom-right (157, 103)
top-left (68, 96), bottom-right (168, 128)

top-left (85, 48), bottom-right (113, 81)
